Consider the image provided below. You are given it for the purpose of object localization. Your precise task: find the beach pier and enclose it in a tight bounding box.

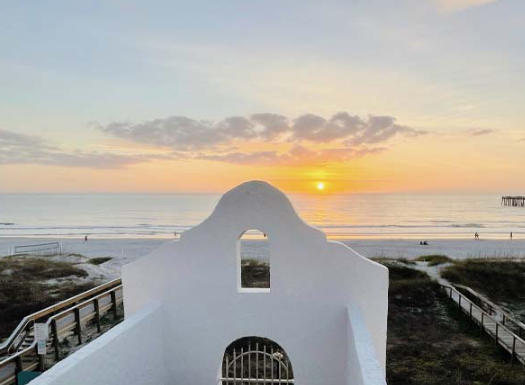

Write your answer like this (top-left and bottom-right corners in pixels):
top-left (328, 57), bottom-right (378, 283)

top-left (501, 196), bottom-right (525, 207)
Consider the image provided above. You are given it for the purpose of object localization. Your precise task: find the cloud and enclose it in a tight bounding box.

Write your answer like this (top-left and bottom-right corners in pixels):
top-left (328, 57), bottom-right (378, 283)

top-left (0, 128), bottom-right (167, 169)
top-left (0, 129), bottom-right (56, 150)
top-left (97, 111), bottom-right (424, 151)
top-left (95, 111), bottom-right (424, 166)
top-left (96, 113), bottom-right (291, 151)
top-left (196, 145), bottom-right (387, 166)
top-left (2, 111), bottom-right (423, 169)
top-left (431, 0), bottom-right (500, 12)
top-left (289, 113), bottom-right (425, 146)
top-left (291, 113), bottom-right (370, 143)
top-left (468, 129), bottom-right (494, 137)
top-left (197, 151), bottom-right (284, 165)
top-left (98, 117), bottom-right (223, 151)
top-left (251, 113), bottom-right (290, 140)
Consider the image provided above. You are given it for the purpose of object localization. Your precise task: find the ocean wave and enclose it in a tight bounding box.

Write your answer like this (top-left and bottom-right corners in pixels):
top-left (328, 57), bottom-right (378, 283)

top-left (2, 222), bottom-right (523, 239)
top-left (316, 223), bottom-right (489, 229)
top-left (0, 224), bottom-right (189, 231)
top-left (0, 223), bottom-right (514, 232)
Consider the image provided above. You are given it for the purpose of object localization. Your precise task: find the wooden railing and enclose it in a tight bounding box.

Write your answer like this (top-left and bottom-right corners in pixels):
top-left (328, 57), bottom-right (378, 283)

top-left (442, 285), bottom-right (525, 365)
top-left (0, 281), bottom-right (123, 385)
top-left (0, 278), bottom-right (122, 357)
top-left (456, 285), bottom-right (525, 338)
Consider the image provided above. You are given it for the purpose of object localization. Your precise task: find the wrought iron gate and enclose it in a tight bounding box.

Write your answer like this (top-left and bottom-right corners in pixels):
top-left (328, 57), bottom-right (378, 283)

top-left (220, 337), bottom-right (294, 384)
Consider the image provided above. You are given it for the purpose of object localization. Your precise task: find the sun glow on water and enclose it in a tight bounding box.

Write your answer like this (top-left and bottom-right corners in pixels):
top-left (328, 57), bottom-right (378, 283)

top-left (316, 182), bottom-right (325, 191)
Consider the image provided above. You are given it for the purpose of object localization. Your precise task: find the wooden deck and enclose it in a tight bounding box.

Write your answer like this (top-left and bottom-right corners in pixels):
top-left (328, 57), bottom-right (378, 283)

top-left (443, 285), bottom-right (525, 365)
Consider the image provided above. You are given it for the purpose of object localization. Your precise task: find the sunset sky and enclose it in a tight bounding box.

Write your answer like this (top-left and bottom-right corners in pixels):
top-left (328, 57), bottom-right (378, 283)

top-left (1, 0), bottom-right (524, 194)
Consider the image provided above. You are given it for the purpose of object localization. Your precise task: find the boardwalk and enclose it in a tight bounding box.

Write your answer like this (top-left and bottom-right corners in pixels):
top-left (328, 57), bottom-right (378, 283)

top-left (502, 196), bottom-right (525, 207)
top-left (444, 285), bottom-right (525, 365)
top-left (0, 280), bottom-right (124, 385)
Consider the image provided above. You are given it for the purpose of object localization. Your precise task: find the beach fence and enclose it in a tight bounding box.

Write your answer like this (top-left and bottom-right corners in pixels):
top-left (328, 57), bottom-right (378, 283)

top-left (8, 242), bottom-right (63, 256)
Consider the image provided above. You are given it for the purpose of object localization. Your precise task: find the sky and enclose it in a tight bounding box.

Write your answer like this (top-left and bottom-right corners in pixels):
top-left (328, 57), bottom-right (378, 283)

top-left (0, 0), bottom-right (524, 194)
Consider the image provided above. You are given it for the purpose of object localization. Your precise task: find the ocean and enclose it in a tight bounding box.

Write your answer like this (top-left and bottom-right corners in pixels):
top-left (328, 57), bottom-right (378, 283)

top-left (0, 193), bottom-right (523, 240)
top-left (1, 193), bottom-right (524, 240)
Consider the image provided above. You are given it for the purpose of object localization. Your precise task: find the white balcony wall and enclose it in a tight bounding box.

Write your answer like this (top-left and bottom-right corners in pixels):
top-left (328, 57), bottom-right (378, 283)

top-left (31, 303), bottom-right (166, 385)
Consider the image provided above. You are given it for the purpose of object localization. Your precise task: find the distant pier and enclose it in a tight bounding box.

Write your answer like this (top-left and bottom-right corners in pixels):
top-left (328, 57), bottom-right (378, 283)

top-left (502, 196), bottom-right (525, 207)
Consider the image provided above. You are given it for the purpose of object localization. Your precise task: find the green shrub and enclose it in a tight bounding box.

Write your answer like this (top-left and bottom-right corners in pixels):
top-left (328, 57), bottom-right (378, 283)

top-left (87, 257), bottom-right (112, 265)
top-left (416, 255), bottom-right (452, 266)
top-left (441, 259), bottom-right (525, 300)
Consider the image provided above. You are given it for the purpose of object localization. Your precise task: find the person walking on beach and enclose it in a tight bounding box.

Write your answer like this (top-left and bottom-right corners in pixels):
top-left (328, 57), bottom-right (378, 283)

top-left (474, 232), bottom-right (479, 240)
top-left (85, 235), bottom-right (88, 242)
top-left (510, 232), bottom-right (513, 240)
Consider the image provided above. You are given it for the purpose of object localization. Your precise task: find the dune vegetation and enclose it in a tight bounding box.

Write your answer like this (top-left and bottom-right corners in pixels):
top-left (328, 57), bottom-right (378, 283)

top-left (383, 261), bottom-right (525, 385)
top-left (441, 258), bottom-right (525, 300)
top-left (0, 256), bottom-right (95, 340)
top-left (415, 254), bottom-right (453, 266)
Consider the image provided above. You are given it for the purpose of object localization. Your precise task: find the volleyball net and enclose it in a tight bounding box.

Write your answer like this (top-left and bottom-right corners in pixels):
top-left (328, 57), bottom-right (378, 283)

top-left (10, 242), bottom-right (63, 256)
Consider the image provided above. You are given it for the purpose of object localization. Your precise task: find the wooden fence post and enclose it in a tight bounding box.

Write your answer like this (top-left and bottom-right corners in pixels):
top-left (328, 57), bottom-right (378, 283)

top-left (512, 337), bottom-right (516, 366)
top-left (37, 345), bottom-right (45, 372)
top-left (94, 299), bottom-right (101, 333)
top-left (74, 308), bottom-right (82, 345)
top-left (15, 354), bottom-right (23, 371)
top-left (52, 319), bottom-right (60, 361)
top-left (111, 291), bottom-right (118, 319)
top-left (480, 313), bottom-right (484, 338)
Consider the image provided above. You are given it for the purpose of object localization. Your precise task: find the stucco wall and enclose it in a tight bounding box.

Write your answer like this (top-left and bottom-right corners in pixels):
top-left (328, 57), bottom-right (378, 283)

top-left (123, 181), bottom-right (388, 385)
top-left (346, 306), bottom-right (388, 385)
top-left (30, 303), bottom-right (166, 385)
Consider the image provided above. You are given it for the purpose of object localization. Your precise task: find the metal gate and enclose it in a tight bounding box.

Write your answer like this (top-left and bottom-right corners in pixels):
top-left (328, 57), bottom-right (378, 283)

top-left (220, 337), bottom-right (294, 384)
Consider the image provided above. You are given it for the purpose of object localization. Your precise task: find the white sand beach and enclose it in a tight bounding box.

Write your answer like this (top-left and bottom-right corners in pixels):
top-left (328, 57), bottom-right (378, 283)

top-left (0, 238), bottom-right (167, 280)
top-left (1, 237), bottom-right (524, 276)
top-left (346, 239), bottom-right (525, 259)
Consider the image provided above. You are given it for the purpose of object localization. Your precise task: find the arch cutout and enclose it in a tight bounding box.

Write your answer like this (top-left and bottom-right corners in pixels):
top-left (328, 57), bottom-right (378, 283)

top-left (219, 336), bottom-right (294, 384)
top-left (237, 229), bottom-right (270, 293)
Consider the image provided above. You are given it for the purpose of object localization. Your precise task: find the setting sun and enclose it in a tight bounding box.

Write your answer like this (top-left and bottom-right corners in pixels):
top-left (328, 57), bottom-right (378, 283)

top-left (316, 182), bottom-right (325, 191)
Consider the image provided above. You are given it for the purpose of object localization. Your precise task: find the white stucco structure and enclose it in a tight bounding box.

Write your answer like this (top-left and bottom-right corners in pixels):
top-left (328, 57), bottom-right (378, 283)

top-left (32, 181), bottom-right (388, 385)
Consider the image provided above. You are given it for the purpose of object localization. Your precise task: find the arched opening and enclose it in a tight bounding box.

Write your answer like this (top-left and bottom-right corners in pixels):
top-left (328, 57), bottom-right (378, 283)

top-left (220, 337), bottom-right (294, 384)
top-left (238, 229), bottom-right (270, 292)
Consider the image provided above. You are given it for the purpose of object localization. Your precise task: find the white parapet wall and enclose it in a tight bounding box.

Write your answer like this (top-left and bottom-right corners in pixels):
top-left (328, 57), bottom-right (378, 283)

top-left (346, 306), bottom-right (388, 385)
top-left (123, 181), bottom-right (389, 384)
top-left (30, 302), bottom-right (166, 385)
top-left (30, 180), bottom-right (388, 385)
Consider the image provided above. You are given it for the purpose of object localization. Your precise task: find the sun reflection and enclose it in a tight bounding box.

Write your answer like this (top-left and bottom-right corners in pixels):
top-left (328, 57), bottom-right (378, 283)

top-left (316, 182), bottom-right (325, 191)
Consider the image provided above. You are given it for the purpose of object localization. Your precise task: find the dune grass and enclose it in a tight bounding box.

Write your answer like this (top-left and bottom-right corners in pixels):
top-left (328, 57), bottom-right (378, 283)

top-left (0, 256), bottom-right (94, 340)
top-left (415, 255), bottom-right (453, 266)
top-left (0, 257), bottom-right (88, 281)
top-left (387, 263), bottom-right (441, 307)
top-left (372, 257), bottom-right (416, 265)
top-left (87, 257), bottom-right (112, 265)
top-left (240, 259), bottom-right (270, 288)
top-left (441, 259), bottom-right (525, 300)
top-left (381, 262), bottom-right (525, 385)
